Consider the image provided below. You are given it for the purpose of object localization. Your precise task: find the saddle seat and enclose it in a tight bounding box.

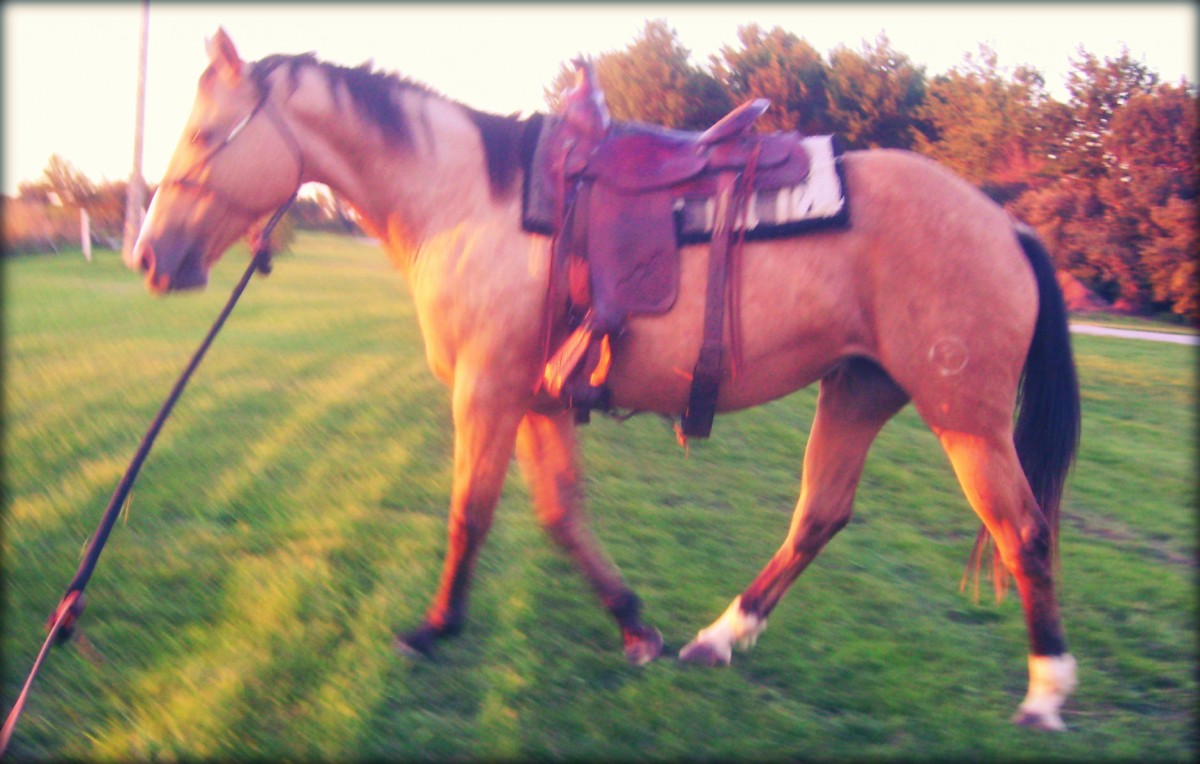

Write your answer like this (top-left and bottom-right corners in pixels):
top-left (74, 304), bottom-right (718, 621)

top-left (585, 99), bottom-right (786, 192)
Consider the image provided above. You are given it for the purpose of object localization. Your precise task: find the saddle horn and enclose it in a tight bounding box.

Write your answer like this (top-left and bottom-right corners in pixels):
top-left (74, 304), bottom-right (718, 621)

top-left (565, 58), bottom-right (610, 137)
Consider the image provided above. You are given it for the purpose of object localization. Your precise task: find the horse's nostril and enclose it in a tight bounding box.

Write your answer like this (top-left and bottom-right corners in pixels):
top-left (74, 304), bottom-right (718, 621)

top-left (136, 243), bottom-right (155, 274)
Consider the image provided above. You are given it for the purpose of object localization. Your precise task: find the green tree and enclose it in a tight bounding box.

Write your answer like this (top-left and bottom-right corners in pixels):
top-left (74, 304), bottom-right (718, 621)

top-left (1101, 83), bottom-right (1199, 316)
top-left (88, 179), bottom-right (129, 246)
top-left (28, 154), bottom-right (97, 208)
top-left (1014, 55), bottom-right (1197, 318)
top-left (914, 46), bottom-right (1061, 200)
top-left (710, 24), bottom-right (832, 134)
top-left (824, 34), bottom-right (927, 149)
top-left (1058, 47), bottom-right (1159, 181)
top-left (546, 19), bottom-right (730, 130)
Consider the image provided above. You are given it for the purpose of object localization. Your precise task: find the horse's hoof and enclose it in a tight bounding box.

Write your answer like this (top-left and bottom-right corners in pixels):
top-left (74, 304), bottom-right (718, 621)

top-left (678, 639), bottom-right (730, 667)
top-left (394, 623), bottom-right (440, 660)
top-left (623, 625), bottom-right (664, 666)
top-left (1012, 707), bottom-right (1067, 731)
top-left (1013, 654), bottom-right (1075, 730)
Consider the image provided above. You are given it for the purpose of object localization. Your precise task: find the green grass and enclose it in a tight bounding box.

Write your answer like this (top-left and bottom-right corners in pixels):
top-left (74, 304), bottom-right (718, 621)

top-left (4, 234), bottom-right (1195, 760)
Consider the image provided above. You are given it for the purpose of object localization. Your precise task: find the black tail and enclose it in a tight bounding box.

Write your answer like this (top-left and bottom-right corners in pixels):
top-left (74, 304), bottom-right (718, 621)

top-left (966, 224), bottom-right (1081, 600)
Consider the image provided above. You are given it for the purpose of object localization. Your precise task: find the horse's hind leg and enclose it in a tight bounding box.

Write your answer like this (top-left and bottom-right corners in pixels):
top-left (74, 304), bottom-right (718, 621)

top-left (395, 377), bottom-right (525, 658)
top-left (515, 410), bottom-right (663, 664)
top-left (680, 358), bottom-right (908, 665)
top-left (936, 428), bottom-right (1075, 730)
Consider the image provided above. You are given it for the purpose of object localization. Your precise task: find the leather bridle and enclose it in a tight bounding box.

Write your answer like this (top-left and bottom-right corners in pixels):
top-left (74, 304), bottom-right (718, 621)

top-left (161, 79), bottom-right (306, 222)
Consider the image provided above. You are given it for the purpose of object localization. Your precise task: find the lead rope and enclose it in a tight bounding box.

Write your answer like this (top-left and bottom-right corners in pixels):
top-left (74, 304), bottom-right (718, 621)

top-left (0, 198), bottom-right (293, 758)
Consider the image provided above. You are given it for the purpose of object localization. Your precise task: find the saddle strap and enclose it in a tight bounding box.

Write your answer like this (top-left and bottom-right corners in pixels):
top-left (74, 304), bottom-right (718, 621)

top-left (679, 144), bottom-right (760, 441)
top-left (679, 172), bottom-right (737, 441)
top-left (537, 156), bottom-right (566, 384)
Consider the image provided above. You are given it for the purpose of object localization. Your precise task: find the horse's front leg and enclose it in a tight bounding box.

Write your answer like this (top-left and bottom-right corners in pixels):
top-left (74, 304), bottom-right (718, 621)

top-left (515, 410), bottom-right (663, 664)
top-left (396, 374), bottom-right (525, 658)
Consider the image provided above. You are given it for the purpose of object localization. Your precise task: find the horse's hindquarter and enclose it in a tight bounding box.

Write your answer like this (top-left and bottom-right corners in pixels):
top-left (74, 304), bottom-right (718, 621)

top-left (848, 150), bottom-right (1038, 430)
top-left (606, 150), bottom-right (1038, 422)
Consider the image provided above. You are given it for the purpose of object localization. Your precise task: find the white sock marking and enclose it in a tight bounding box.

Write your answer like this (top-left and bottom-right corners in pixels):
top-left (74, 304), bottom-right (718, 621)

top-left (1016, 653), bottom-right (1077, 730)
top-left (688, 596), bottom-right (766, 663)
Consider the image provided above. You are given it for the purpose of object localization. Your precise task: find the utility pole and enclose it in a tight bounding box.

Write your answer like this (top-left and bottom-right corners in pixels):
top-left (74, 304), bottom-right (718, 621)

top-left (121, 0), bottom-right (150, 268)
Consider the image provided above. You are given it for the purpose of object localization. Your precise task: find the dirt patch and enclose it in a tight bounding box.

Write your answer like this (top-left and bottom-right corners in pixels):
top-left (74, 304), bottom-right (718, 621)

top-left (1061, 510), bottom-right (1195, 569)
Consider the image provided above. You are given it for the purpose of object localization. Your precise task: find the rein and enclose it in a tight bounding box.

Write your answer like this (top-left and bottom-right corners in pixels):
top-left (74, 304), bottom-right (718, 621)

top-left (0, 87), bottom-right (303, 756)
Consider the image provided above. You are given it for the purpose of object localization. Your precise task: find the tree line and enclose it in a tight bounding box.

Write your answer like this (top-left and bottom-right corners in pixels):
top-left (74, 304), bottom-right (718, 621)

top-left (549, 21), bottom-right (1197, 321)
top-left (6, 20), bottom-right (1195, 320)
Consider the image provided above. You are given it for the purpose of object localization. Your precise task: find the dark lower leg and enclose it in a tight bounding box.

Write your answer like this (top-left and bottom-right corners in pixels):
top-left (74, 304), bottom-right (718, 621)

top-left (425, 509), bottom-right (495, 633)
top-left (739, 513), bottom-right (850, 618)
top-left (397, 385), bottom-right (522, 658)
top-left (942, 430), bottom-right (1069, 657)
top-left (396, 506), bottom-right (495, 657)
top-left (937, 429), bottom-right (1076, 727)
top-left (1007, 526), bottom-right (1074, 729)
top-left (517, 412), bottom-right (660, 661)
top-left (1008, 522), bottom-right (1068, 656)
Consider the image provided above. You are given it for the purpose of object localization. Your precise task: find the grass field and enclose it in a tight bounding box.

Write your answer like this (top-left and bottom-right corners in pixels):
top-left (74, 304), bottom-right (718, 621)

top-left (3, 233), bottom-right (1195, 760)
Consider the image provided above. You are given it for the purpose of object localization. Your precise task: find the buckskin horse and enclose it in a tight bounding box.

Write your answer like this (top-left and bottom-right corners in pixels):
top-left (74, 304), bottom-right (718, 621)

top-left (132, 29), bottom-right (1080, 730)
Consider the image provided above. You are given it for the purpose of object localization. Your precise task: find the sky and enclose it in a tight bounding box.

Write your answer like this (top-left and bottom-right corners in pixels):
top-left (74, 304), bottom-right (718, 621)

top-left (3, 2), bottom-right (1196, 196)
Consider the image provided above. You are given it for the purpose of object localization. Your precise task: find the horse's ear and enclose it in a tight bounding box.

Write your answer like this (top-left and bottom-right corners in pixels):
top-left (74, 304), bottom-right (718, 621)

top-left (205, 26), bottom-right (243, 80)
top-left (571, 58), bottom-right (596, 92)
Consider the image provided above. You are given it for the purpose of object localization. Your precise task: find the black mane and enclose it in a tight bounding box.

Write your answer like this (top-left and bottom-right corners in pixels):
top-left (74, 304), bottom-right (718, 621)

top-left (467, 110), bottom-right (544, 200)
top-left (250, 53), bottom-right (539, 199)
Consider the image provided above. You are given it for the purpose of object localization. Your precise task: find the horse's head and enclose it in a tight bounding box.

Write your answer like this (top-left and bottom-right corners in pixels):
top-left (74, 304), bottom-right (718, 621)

top-left (133, 28), bottom-right (303, 293)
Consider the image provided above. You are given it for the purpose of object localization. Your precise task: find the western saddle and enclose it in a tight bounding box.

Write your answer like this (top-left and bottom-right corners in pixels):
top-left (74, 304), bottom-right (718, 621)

top-left (527, 61), bottom-right (815, 441)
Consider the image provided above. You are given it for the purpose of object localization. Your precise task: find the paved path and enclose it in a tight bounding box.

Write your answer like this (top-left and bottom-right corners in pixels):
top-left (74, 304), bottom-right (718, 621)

top-left (1070, 323), bottom-right (1199, 346)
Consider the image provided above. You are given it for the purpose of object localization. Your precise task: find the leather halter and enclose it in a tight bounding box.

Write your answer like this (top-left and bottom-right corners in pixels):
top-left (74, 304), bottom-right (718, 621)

top-left (161, 81), bottom-right (305, 217)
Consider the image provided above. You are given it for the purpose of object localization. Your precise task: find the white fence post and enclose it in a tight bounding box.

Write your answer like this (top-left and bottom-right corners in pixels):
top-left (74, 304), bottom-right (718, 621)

top-left (121, 0), bottom-right (151, 268)
top-left (81, 208), bottom-right (92, 262)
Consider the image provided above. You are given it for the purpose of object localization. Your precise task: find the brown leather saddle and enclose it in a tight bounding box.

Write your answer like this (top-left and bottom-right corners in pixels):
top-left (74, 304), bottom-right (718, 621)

top-left (525, 62), bottom-right (820, 441)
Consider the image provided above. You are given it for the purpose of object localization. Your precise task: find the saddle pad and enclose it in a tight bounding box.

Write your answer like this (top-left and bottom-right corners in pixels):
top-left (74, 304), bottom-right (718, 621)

top-left (523, 115), bottom-right (564, 236)
top-left (676, 135), bottom-right (848, 244)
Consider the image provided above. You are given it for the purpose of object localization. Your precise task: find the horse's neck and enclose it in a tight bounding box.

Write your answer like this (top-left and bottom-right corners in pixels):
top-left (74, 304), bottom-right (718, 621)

top-left (290, 79), bottom-right (499, 272)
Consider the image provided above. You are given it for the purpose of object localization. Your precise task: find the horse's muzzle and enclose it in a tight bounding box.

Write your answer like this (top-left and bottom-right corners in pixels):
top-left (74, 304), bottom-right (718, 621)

top-left (135, 239), bottom-right (208, 293)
